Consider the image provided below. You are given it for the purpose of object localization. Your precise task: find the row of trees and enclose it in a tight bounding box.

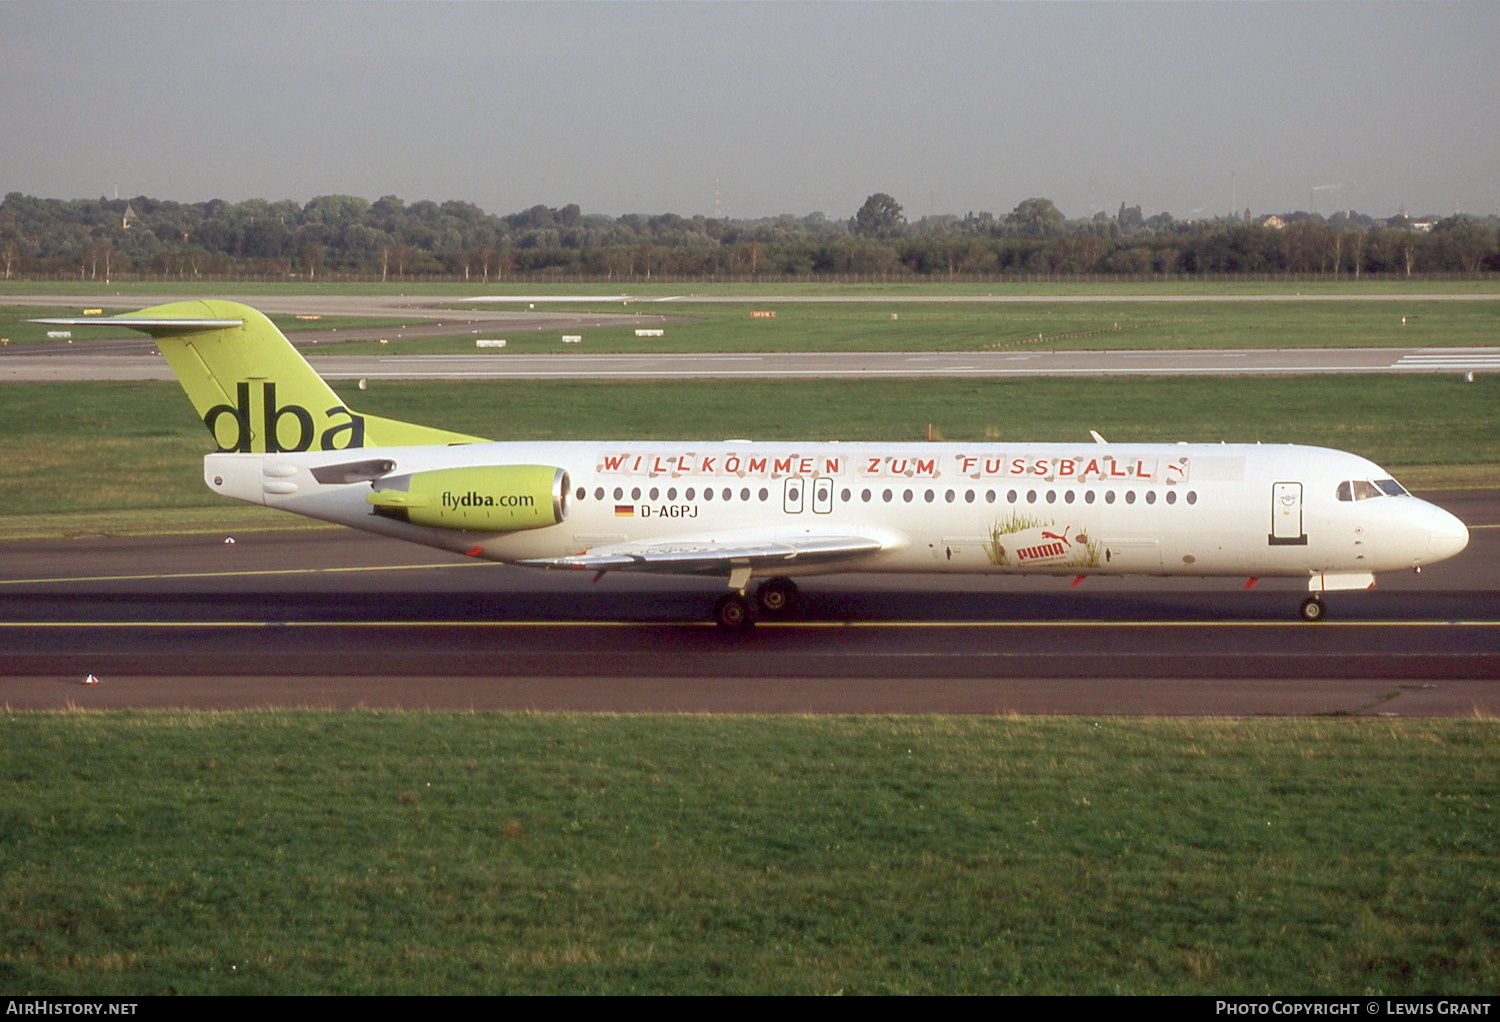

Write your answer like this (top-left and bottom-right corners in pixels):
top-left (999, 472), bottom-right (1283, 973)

top-left (3, 191), bottom-right (1496, 281)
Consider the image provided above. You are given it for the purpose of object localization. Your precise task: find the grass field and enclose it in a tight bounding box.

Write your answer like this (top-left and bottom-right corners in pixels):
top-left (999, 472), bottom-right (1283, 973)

top-left (1, 711), bottom-right (1494, 995)
top-left (1, 373), bottom-right (1496, 535)
top-left (293, 297), bottom-right (1497, 356)
top-left (7, 291), bottom-right (1498, 354)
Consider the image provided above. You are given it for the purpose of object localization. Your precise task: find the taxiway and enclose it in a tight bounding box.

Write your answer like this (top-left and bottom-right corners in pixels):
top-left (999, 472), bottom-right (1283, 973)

top-left (2, 492), bottom-right (1495, 716)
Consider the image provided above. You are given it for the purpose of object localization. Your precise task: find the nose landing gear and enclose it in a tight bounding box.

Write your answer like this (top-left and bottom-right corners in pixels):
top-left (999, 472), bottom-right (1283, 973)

top-left (1299, 596), bottom-right (1326, 622)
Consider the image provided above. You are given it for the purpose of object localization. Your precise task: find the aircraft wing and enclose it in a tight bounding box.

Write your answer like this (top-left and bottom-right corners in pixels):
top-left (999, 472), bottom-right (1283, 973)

top-left (519, 532), bottom-right (888, 575)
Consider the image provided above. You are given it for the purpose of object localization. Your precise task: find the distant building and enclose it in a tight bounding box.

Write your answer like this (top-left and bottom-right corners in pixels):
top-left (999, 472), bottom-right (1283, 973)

top-left (1260, 215), bottom-right (1286, 230)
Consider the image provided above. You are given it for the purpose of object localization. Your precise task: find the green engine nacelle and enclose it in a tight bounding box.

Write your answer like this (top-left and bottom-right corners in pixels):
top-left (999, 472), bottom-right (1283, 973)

top-left (366, 465), bottom-right (569, 531)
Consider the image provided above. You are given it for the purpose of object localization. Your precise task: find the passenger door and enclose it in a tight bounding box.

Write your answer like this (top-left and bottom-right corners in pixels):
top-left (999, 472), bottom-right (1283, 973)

top-left (1270, 482), bottom-right (1307, 545)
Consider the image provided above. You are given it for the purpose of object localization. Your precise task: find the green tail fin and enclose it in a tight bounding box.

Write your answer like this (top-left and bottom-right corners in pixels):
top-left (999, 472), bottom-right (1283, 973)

top-left (46, 300), bottom-right (486, 452)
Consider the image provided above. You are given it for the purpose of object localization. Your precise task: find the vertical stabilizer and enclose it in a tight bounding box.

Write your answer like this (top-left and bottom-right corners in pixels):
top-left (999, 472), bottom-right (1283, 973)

top-left (40, 300), bottom-right (486, 452)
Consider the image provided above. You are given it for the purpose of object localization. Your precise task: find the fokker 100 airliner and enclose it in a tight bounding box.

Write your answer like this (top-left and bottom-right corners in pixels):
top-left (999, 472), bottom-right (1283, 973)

top-left (39, 300), bottom-right (1470, 628)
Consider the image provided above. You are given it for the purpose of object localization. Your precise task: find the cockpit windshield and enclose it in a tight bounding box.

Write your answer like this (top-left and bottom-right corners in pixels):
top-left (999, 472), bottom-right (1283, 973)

top-left (1337, 478), bottom-right (1409, 501)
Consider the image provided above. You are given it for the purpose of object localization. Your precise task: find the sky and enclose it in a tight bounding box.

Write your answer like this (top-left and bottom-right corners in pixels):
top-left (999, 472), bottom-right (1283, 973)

top-left (2, 1), bottom-right (1496, 222)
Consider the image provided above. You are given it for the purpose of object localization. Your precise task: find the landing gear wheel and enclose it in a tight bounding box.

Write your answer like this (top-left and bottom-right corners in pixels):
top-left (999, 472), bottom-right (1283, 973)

top-left (756, 577), bottom-right (800, 614)
top-left (1299, 596), bottom-right (1326, 622)
top-left (714, 593), bottom-right (757, 631)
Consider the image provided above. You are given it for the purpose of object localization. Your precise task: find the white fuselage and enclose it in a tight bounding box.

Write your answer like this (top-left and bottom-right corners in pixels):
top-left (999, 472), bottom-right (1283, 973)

top-left (205, 439), bottom-right (1469, 591)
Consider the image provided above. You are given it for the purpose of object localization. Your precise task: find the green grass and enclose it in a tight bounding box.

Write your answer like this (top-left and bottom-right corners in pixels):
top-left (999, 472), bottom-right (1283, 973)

top-left (320, 298), bottom-right (1500, 355)
top-left (0, 506), bottom-right (336, 542)
top-left (6, 284), bottom-right (1499, 355)
top-left (1, 712), bottom-right (1495, 995)
top-left (2, 375), bottom-right (1496, 529)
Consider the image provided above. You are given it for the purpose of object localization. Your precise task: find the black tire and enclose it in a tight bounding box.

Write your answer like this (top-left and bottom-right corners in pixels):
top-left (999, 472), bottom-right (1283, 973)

top-left (1299, 597), bottom-right (1326, 623)
top-left (714, 593), bottom-right (757, 631)
top-left (756, 577), bottom-right (800, 614)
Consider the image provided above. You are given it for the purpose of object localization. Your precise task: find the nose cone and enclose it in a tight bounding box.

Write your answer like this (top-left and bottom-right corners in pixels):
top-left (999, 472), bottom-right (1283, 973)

top-left (1423, 503), bottom-right (1470, 564)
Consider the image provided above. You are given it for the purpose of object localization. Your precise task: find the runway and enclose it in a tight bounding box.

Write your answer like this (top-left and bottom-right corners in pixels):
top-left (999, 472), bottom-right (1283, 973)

top-left (5, 290), bottom-right (1499, 381)
top-left (2, 492), bottom-right (1495, 716)
top-left (7, 347), bottom-right (1500, 383)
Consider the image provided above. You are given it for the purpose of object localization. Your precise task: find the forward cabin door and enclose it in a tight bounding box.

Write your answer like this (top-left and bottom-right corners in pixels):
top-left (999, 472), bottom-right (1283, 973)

top-left (1269, 481), bottom-right (1307, 545)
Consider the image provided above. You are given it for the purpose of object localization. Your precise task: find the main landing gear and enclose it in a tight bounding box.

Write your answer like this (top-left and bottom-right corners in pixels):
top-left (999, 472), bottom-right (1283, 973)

top-left (755, 577), bottom-right (800, 615)
top-left (713, 577), bottom-right (801, 631)
top-left (1299, 596), bottom-right (1326, 622)
top-left (714, 592), bottom-right (757, 631)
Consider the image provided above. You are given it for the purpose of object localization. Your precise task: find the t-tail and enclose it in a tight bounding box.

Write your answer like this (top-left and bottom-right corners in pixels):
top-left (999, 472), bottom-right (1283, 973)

top-left (35, 300), bottom-right (486, 452)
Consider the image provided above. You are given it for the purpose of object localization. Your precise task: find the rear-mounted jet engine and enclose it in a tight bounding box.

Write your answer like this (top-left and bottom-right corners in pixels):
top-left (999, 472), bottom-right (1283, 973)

top-left (367, 465), bottom-right (569, 531)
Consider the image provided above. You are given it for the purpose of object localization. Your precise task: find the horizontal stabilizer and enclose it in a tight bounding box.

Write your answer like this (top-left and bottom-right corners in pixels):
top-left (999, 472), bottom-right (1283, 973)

top-left (32, 316), bottom-right (244, 333)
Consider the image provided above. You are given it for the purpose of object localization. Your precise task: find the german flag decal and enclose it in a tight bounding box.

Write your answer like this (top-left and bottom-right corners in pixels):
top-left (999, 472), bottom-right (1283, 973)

top-left (614, 505), bottom-right (635, 517)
